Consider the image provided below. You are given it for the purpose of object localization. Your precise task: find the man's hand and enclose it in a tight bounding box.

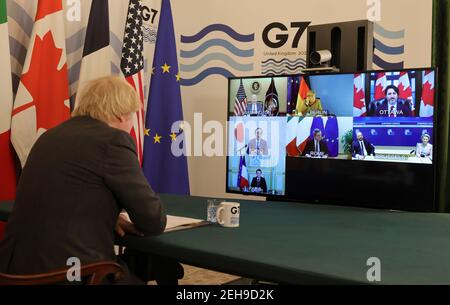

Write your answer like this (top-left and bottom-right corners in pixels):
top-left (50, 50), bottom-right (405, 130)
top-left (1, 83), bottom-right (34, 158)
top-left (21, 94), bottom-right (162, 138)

top-left (115, 213), bottom-right (144, 237)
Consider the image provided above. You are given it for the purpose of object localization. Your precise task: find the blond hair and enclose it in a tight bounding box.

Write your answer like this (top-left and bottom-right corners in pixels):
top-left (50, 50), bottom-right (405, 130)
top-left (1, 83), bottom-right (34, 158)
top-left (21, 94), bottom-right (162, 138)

top-left (73, 76), bottom-right (141, 123)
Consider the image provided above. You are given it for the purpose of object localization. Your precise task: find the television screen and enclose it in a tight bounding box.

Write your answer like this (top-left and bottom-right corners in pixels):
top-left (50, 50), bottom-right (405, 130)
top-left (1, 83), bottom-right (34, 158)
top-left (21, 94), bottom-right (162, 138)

top-left (226, 68), bottom-right (436, 211)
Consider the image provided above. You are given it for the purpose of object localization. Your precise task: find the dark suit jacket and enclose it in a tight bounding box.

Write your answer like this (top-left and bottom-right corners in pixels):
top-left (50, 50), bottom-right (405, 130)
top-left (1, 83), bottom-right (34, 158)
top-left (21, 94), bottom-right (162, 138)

top-left (375, 99), bottom-right (412, 117)
top-left (250, 177), bottom-right (268, 193)
top-left (0, 116), bottom-right (166, 278)
top-left (352, 139), bottom-right (376, 157)
top-left (302, 139), bottom-right (329, 157)
top-left (246, 102), bottom-right (264, 116)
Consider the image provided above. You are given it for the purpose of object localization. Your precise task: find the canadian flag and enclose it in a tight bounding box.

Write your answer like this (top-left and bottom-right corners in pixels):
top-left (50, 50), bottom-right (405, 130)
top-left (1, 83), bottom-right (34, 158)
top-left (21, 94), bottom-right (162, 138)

top-left (420, 70), bottom-right (435, 118)
top-left (398, 71), bottom-right (414, 115)
top-left (11, 0), bottom-right (70, 167)
top-left (353, 73), bottom-right (366, 117)
top-left (374, 72), bottom-right (387, 100)
top-left (0, 0), bottom-right (14, 240)
top-left (286, 117), bottom-right (300, 157)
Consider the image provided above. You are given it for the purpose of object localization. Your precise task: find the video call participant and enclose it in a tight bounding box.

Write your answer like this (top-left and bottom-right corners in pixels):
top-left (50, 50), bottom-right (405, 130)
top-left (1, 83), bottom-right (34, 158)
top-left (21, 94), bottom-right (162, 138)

top-left (295, 90), bottom-right (323, 116)
top-left (246, 94), bottom-right (264, 117)
top-left (352, 131), bottom-right (376, 160)
top-left (248, 128), bottom-right (269, 155)
top-left (0, 76), bottom-right (178, 285)
top-left (250, 169), bottom-right (268, 194)
top-left (416, 134), bottom-right (433, 158)
top-left (375, 85), bottom-right (413, 117)
top-left (302, 129), bottom-right (329, 158)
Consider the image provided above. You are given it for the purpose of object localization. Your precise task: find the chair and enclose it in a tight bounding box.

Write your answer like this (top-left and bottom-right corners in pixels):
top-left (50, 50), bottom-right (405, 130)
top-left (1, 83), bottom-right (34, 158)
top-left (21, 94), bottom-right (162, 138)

top-left (0, 261), bottom-right (124, 285)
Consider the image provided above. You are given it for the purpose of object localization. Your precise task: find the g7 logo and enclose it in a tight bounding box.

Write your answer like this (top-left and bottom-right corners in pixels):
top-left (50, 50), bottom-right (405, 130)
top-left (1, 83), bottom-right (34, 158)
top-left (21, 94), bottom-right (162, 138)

top-left (262, 22), bottom-right (311, 49)
top-left (231, 207), bottom-right (240, 215)
top-left (142, 6), bottom-right (159, 24)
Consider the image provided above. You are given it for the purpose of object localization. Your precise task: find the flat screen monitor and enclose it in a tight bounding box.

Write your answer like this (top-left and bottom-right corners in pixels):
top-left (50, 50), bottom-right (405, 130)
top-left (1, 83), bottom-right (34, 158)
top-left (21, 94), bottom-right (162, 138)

top-left (226, 68), bottom-right (437, 212)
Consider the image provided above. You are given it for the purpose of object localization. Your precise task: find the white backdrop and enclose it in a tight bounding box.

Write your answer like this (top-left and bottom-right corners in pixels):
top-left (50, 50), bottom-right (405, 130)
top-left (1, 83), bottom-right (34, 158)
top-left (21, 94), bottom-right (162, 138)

top-left (5, 0), bottom-right (433, 199)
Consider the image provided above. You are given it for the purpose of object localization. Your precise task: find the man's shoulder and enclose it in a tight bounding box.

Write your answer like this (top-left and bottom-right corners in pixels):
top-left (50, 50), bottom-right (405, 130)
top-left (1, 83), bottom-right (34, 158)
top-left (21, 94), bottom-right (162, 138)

top-left (45, 116), bottom-right (133, 150)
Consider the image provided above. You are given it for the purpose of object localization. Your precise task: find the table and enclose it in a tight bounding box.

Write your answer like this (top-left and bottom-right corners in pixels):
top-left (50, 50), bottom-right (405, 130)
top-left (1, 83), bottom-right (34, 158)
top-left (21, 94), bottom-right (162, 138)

top-left (2, 196), bottom-right (450, 284)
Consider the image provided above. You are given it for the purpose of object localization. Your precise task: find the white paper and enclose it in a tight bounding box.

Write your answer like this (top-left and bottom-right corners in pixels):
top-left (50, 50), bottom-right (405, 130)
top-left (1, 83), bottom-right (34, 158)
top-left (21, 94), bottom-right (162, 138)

top-left (165, 215), bottom-right (205, 230)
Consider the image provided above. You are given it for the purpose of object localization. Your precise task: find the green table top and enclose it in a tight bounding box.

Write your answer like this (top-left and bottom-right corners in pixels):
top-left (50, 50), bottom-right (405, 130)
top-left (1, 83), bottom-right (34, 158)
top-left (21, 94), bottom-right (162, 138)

top-left (119, 195), bottom-right (450, 285)
top-left (2, 196), bottom-right (450, 284)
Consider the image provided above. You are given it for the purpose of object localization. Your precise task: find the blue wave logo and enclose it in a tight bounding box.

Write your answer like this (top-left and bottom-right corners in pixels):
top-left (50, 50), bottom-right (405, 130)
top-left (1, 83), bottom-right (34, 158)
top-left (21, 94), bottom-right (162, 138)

top-left (179, 24), bottom-right (255, 86)
top-left (373, 23), bottom-right (405, 70)
top-left (143, 24), bottom-right (157, 44)
top-left (261, 58), bottom-right (306, 76)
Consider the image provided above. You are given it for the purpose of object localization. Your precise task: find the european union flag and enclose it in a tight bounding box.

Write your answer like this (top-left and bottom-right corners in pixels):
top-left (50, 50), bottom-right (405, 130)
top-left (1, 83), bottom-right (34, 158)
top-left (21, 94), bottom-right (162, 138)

top-left (142, 0), bottom-right (190, 195)
top-left (325, 116), bottom-right (339, 157)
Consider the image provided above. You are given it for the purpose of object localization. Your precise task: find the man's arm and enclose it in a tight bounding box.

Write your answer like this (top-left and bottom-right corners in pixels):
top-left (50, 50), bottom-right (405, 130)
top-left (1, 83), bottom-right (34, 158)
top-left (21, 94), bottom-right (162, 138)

top-left (103, 131), bottom-right (167, 236)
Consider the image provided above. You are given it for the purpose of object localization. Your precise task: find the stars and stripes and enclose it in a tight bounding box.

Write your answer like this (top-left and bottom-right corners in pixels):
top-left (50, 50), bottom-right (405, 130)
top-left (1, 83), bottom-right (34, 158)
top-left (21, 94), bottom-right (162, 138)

top-left (121, 0), bottom-right (145, 164)
top-left (234, 79), bottom-right (247, 116)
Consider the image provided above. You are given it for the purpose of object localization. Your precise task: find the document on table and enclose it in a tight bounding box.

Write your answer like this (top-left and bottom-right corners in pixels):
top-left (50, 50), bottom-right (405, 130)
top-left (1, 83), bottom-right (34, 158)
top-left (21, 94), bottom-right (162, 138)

top-left (165, 215), bottom-right (210, 233)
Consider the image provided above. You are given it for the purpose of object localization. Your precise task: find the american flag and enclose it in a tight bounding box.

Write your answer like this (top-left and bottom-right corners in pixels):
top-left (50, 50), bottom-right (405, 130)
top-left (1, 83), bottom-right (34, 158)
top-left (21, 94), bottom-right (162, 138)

top-left (234, 79), bottom-right (247, 116)
top-left (121, 0), bottom-right (145, 164)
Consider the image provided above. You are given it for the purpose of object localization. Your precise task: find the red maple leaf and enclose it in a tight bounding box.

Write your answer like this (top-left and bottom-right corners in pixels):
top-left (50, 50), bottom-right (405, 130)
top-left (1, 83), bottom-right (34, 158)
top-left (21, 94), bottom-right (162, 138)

top-left (398, 82), bottom-right (412, 99)
top-left (422, 81), bottom-right (434, 107)
top-left (16, 31), bottom-right (69, 132)
top-left (354, 85), bottom-right (366, 110)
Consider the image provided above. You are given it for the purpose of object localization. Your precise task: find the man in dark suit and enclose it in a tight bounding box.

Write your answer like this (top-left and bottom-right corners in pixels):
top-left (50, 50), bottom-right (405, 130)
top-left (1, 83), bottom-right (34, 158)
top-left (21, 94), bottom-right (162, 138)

top-left (246, 94), bottom-right (264, 116)
top-left (250, 169), bottom-right (268, 194)
top-left (352, 131), bottom-right (376, 159)
top-left (302, 129), bottom-right (329, 158)
top-left (247, 128), bottom-right (269, 155)
top-left (0, 77), bottom-right (171, 284)
top-left (375, 85), bottom-right (413, 117)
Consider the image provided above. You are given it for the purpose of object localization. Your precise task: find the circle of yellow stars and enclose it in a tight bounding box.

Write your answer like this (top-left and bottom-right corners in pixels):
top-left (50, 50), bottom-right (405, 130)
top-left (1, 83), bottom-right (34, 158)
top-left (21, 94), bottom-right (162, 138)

top-left (145, 125), bottom-right (184, 144)
top-left (151, 62), bottom-right (181, 82)
top-left (146, 62), bottom-right (182, 144)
